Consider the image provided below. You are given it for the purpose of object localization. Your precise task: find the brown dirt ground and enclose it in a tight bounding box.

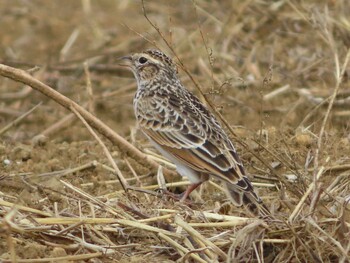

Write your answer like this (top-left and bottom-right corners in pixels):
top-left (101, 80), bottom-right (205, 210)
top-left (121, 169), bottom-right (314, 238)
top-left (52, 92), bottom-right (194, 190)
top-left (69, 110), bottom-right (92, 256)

top-left (0, 0), bottom-right (349, 262)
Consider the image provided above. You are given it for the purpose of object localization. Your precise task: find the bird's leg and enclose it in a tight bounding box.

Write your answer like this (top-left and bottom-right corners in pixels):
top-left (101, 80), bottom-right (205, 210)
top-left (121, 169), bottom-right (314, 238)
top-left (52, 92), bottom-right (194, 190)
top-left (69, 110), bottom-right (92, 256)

top-left (161, 182), bottom-right (202, 203)
top-left (179, 182), bottom-right (202, 202)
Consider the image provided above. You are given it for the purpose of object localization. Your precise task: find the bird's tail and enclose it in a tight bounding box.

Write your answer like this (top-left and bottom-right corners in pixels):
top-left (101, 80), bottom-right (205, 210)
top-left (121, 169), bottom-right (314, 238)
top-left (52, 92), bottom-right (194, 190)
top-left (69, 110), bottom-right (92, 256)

top-left (225, 177), bottom-right (271, 218)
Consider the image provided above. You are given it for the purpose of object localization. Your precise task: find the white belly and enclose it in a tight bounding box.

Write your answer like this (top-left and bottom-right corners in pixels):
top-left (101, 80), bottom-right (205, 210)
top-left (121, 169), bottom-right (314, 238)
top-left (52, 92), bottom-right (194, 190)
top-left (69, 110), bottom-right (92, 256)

top-left (146, 136), bottom-right (203, 184)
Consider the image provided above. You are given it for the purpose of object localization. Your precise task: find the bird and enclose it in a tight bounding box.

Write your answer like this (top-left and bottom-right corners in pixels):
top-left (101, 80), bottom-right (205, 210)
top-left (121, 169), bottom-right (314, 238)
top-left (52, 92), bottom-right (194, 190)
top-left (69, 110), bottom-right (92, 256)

top-left (119, 49), bottom-right (267, 215)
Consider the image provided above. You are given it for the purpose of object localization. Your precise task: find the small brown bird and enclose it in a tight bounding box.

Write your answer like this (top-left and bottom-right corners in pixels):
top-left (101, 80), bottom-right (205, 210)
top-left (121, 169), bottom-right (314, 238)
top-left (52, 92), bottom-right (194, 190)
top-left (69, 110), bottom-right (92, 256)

top-left (120, 49), bottom-right (265, 214)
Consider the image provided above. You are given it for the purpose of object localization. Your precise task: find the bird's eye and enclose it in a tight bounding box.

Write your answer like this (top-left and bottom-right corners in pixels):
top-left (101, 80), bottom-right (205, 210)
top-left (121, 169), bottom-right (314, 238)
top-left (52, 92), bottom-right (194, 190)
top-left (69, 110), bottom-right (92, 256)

top-left (139, 57), bottom-right (148, 64)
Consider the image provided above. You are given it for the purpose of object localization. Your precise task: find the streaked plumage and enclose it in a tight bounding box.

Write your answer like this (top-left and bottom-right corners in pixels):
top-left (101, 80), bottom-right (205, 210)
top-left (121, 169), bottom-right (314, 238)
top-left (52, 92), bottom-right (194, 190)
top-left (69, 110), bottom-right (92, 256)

top-left (120, 49), bottom-right (265, 213)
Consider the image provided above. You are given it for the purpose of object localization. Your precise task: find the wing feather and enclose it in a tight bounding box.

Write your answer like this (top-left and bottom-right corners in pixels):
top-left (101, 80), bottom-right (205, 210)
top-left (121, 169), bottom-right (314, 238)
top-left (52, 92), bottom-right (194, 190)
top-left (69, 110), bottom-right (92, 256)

top-left (135, 92), bottom-right (247, 185)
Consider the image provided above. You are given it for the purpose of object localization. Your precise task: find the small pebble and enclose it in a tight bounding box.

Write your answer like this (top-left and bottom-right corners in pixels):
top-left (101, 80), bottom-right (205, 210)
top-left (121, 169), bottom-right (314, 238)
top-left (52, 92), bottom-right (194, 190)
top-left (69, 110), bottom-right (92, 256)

top-left (32, 134), bottom-right (48, 146)
top-left (3, 159), bottom-right (11, 165)
top-left (285, 174), bottom-right (297, 182)
top-left (295, 133), bottom-right (314, 147)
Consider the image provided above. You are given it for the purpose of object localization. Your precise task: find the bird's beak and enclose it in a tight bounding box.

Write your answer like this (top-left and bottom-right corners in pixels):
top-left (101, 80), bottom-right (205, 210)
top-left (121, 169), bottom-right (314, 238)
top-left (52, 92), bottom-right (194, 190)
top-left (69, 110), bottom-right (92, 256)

top-left (117, 55), bottom-right (133, 68)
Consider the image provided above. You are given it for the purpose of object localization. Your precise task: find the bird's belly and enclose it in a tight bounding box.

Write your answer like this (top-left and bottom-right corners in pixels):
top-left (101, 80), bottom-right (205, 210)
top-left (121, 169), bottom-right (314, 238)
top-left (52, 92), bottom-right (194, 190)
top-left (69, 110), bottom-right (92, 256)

top-left (146, 135), bottom-right (203, 184)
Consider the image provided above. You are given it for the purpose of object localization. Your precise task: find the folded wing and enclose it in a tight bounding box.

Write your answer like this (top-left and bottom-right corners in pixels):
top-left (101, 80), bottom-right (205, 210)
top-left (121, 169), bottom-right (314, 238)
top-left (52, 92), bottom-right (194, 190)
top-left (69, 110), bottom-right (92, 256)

top-left (135, 89), bottom-right (251, 189)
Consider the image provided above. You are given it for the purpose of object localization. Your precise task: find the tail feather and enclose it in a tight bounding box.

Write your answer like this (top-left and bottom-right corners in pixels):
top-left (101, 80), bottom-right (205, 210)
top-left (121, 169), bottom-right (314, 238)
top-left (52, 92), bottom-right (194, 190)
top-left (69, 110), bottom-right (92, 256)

top-left (225, 178), bottom-right (271, 218)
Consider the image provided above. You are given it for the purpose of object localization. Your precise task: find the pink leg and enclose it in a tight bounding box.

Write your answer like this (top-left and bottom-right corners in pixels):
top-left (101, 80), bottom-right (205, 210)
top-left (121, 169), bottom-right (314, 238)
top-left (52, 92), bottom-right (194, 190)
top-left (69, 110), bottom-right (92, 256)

top-left (179, 182), bottom-right (203, 202)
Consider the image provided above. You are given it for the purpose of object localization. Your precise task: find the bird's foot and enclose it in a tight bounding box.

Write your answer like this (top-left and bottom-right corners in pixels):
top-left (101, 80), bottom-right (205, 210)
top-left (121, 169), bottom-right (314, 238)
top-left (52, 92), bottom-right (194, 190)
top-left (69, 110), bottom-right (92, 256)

top-left (156, 188), bottom-right (193, 205)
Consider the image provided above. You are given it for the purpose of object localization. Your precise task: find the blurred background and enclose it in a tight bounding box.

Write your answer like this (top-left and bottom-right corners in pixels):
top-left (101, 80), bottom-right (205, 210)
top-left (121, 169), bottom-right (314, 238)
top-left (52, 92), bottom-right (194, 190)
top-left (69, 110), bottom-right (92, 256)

top-left (1, 0), bottom-right (349, 138)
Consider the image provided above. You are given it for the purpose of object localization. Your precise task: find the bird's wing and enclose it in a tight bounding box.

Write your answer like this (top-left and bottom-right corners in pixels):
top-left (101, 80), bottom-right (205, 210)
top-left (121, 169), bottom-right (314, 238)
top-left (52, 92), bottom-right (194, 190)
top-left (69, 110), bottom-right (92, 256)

top-left (135, 89), bottom-right (251, 190)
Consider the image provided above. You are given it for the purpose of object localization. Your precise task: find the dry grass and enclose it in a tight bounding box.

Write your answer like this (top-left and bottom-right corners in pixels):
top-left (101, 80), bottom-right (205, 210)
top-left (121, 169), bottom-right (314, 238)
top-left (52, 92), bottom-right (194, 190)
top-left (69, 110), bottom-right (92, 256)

top-left (1, 0), bottom-right (350, 262)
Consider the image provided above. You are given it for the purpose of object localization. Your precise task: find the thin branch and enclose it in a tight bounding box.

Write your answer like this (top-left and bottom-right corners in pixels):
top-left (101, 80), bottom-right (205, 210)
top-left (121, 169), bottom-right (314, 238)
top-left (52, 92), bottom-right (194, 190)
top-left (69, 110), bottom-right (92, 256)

top-left (70, 105), bottom-right (128, 192)
top-left (0, 102), bottom-right (42, 135)
top-left (0, 63), bottom-right (178, 181)
top-left (313, 49), bottom-right (350, 176)
top-left (141, 0), bottom-right (284, 188)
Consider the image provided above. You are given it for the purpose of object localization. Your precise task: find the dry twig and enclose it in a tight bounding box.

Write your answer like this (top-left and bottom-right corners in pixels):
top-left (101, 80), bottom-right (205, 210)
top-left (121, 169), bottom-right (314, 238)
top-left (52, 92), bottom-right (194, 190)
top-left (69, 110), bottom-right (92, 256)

top-left (0, 63), bottom-right (178, 181)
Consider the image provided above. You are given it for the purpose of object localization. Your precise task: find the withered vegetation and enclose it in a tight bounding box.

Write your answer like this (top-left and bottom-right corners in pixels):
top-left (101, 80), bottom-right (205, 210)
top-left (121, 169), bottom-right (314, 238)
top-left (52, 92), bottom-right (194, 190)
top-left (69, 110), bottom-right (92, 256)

top-left (0, 1), bottom-right (349, 262)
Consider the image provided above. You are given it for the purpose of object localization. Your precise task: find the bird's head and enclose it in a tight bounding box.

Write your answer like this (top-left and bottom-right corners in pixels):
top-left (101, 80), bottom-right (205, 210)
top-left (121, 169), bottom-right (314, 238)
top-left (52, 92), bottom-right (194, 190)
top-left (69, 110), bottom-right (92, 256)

top-left (119, 49), bottom-right (178, 84)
